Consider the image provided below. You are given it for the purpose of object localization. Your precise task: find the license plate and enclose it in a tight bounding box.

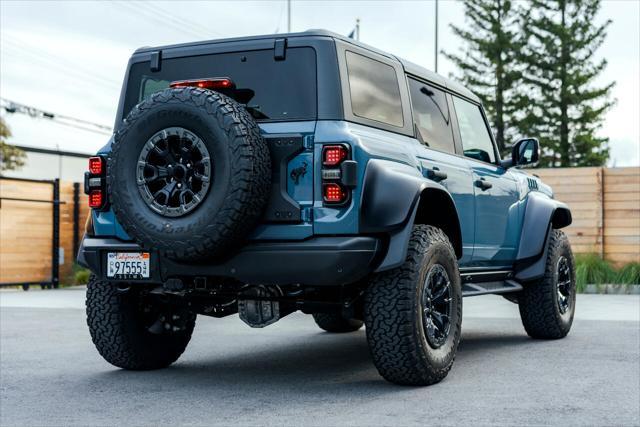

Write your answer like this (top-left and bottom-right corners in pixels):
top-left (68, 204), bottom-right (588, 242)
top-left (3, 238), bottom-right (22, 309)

top-left (106, 252), bottom-right (150, 279)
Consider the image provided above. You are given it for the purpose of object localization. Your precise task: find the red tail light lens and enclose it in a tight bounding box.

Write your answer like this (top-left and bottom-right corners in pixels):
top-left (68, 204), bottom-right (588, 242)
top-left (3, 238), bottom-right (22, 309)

top-left (89, 157), bottom-right (103, 175)
top-left (323, 183), bottom-right (346, 203)
top-left (170, 78), bottom-right (235, 90)
top-left (88, 190), bottom-right (103, 208)
top-left (323, 145), bottom-right (349, 166)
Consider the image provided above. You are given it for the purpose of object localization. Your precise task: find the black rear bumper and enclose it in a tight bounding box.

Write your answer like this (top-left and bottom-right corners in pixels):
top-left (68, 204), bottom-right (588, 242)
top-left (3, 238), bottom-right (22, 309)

top-left (78, 236), bottom-right (382, 286)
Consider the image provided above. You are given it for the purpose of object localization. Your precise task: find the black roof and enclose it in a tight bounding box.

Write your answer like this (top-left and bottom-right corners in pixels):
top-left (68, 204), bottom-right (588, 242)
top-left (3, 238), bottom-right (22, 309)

top-left (135, 29), bottom-right (480, 104)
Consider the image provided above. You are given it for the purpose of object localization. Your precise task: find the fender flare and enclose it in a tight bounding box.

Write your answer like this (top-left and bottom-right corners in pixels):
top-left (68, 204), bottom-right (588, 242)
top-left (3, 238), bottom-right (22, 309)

top-left (359, 159), bottom-right (462, 271)
top-left (514, 191), bottom-right (572, 281)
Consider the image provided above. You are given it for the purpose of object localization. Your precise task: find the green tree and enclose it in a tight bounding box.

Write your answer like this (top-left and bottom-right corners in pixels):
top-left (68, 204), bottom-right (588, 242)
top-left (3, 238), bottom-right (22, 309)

top-left (0, 117), bottom-right (26, 172)
top-left (443, 0), bottom-right (526, 152)
top-left (520, 0), bottom-right (614, 167)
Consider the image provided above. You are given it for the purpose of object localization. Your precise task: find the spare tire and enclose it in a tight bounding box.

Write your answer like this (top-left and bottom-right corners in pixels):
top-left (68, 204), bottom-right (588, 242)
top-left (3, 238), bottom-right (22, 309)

top-left (108, 87), bottom-right (270, 260)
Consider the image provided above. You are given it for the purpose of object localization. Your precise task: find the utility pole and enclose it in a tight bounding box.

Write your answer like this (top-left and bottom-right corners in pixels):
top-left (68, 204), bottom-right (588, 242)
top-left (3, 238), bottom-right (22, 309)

top-left (435, 0), bottom-right (439, 73)
top-left (356, 18), bottom-right (360, 41)
top-left (287, 0), bottom-right (291, 32)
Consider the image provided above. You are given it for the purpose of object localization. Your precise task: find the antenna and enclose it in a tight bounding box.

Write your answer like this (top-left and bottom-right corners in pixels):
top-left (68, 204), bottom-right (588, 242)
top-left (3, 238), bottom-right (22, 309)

top-left (435, 0), bottom-right (439, 72)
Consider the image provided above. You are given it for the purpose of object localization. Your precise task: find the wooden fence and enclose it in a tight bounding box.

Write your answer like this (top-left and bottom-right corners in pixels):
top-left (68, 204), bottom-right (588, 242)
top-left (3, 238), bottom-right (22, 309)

top-left (0, 167), bottom-right (638, 286)
top-left (535, 167), bottom-right (640, 266)
top-left (0, 178), bottom-right (88, 286)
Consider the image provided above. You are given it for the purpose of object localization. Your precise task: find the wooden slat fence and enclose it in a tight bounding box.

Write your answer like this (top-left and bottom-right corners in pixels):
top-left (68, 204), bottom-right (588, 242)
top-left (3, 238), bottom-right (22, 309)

top-left (0, 178), bottom-right (88, 286)
top-left (0, 167), bottom-right (638, 286)
top-left (535, 167), bottom-right (640, 266)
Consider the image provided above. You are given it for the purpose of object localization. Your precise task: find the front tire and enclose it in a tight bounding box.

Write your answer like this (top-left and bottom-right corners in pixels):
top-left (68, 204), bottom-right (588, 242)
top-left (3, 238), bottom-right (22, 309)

top-left (518, 230), bottom-right (576, 339)
top-left (364, 225), bottom-right (462, 386)
top-left (86, 276), bottom-right (195, 370)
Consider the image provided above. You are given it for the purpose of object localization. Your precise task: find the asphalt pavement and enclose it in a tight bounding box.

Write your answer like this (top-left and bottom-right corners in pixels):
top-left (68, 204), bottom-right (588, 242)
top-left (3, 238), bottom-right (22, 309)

top-left (1, 287), bottom-right (639, 426)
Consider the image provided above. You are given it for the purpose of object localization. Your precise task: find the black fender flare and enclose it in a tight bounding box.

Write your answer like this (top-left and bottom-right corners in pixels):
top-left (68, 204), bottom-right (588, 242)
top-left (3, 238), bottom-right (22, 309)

top-left (514, 191), bottom-right (572, 281)
top-left (359, 159), bottom-right (462, 271)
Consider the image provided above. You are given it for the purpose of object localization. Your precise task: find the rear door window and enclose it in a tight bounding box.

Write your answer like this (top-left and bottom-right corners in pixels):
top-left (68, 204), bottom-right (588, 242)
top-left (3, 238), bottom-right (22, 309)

top-left (345, 51), bottom-right (403, 127)
top-left (124, 47), bottom-right (317, 121)
top-left (453, 97), bottom-right (496, 164)
top-left (408, 78), bottom-right (455, 153)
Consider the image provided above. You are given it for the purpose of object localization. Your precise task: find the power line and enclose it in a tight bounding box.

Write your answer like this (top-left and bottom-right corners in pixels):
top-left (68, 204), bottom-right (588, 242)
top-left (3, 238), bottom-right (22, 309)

top-left (149, 1), bottom-right (224, 38)
top-left (1, 98), bottom-right (113, 136)
top-left (1, 37), bottom-right (121, 91)
top-left (112, 1), bottom-right (211, 40)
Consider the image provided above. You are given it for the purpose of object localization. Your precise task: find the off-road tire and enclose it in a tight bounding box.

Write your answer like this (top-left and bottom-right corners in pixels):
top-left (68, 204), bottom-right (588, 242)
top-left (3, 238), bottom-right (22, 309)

top-left (86, 275), bottom-right (196, 370)
top-left (312, 313), bottom-right (363, 333)
top-left (108, 87), bottom-right (270, 260)
top-left (519, 230), bottom-right (576, 339)
top-left (365, 225), bottom-right (462, 386)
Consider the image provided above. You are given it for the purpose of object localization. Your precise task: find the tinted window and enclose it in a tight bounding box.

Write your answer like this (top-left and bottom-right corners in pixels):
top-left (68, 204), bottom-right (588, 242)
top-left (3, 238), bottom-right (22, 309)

top-left (453, 97), bottom-right (496, 163)
top-left (345, 51), bottom-right (403, 127)
top-left (408, 78), bottom-right (455, 153)
top-left (123, 47), bottom-right (317, 121)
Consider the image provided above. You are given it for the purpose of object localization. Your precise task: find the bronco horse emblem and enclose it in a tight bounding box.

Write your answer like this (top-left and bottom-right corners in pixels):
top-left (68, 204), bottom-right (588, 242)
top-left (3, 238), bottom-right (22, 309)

top-left (290, 161), bottom-right (308, 185)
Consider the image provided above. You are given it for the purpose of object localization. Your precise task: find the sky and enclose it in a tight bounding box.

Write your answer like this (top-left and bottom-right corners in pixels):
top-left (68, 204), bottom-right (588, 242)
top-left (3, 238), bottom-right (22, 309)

top-left (1, 0), bottom-right (638, 166)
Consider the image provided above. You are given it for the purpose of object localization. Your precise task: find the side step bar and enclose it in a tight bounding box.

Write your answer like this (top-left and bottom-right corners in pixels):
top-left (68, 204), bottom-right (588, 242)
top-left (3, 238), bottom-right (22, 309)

top-left (461, 280), bottom-right (523, 297)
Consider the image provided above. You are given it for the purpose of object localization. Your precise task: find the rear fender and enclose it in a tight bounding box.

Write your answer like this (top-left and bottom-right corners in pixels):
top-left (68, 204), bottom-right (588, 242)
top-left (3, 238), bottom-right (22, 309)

top-left (360, 159), bottom-right (462, 271)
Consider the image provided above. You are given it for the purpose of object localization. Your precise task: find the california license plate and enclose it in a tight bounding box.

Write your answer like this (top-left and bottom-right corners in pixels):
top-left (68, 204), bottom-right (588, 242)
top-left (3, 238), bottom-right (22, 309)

top-left (106, 252), bottom-right (150, 279)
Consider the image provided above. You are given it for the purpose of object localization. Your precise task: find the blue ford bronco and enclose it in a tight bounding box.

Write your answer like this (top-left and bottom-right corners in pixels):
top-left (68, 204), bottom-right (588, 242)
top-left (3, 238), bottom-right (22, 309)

top-left (79, 30), bottom-right (575, 386)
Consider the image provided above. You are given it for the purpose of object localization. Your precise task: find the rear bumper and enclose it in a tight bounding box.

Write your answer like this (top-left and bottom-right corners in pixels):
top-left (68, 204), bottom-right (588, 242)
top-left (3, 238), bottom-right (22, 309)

top-left (78, 236), bottom-right (382, 286)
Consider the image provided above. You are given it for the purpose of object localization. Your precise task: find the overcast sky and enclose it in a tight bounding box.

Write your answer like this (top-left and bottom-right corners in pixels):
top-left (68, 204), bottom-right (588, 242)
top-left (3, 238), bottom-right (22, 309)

top-left (1, 0), bottom-right (638, 166)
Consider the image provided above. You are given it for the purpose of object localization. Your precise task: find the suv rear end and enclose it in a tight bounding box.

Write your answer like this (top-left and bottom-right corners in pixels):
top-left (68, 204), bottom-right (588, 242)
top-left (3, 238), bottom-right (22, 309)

top-left (79, 32), bottom-right (382, 287)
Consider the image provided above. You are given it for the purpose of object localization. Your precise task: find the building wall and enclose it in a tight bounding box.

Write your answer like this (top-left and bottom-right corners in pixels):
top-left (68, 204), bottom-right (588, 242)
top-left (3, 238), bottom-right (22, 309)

top-left (2, 150), bottom-right (89, 182)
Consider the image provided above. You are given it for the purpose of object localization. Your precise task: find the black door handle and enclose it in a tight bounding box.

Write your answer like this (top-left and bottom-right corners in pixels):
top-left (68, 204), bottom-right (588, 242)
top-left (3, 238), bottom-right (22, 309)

top-left (475, 178), bottom-right (492, 190)
top-left (426, 167), bottom-right (448, 181)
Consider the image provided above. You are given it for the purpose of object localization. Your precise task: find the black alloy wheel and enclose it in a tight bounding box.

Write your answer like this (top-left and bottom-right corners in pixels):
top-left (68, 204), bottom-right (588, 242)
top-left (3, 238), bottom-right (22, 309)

top-left (137, 126), bottom-right (211, 217)
top-left (556, 256), bottom-right (572, 314)
top-left (421, 263), bottom-right (453, 348)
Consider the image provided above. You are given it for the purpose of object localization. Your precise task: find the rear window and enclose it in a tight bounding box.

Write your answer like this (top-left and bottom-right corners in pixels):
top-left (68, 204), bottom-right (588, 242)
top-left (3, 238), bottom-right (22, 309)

top-left (123, 47), bottom-right (317, 121)
top-left (345, 51), bottom-right (403, 127)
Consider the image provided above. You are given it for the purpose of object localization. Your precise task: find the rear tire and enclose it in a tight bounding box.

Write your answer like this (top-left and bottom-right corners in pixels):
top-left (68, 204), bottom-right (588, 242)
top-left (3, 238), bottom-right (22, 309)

top-left (364, 225), bottom-right (462, 386)
top-left (86, 275), bottom-right (195, 370)
top-left (519, 230), bottom-right (576, 339)
top-left (312, 313), bottom-right (363, 333)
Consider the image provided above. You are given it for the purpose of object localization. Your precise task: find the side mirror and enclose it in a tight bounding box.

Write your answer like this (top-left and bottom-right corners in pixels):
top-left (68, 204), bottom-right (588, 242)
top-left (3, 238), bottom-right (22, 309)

top-left (505, 138), bottom-right (539, 168)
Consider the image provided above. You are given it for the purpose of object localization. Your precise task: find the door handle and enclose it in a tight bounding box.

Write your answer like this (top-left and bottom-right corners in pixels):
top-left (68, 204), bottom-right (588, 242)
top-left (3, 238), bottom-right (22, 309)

top-left (426, 167), bottom-right (448, 182)
top-left (475, 178), bottom-right (492, 191)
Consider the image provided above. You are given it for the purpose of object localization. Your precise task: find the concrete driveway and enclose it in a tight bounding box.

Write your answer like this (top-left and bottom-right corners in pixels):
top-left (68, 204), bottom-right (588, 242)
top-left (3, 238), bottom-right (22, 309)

top-left (1, 287), bottom-right (639, 426)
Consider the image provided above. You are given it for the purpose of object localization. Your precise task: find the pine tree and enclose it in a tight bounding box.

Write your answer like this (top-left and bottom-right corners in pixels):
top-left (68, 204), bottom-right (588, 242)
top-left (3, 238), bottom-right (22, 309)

top-left (443, 0), bottom-right (525, 152)
top-left (519, 0), bottom-right (614, 167)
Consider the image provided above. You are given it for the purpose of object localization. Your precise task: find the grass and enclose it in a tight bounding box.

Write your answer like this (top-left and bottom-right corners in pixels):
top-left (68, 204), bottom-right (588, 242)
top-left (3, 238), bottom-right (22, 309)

top-left (574, 253), bottom-right (640, 291)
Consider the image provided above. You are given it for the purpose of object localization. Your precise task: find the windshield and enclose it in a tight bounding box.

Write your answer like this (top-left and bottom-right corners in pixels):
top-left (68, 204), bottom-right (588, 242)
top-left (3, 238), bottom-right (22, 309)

top-left (123, 47), bottom-right (317, 121)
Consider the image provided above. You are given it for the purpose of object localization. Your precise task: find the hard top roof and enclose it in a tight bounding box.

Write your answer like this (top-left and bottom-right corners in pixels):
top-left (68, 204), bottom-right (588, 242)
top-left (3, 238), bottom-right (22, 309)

top-left (135, 29), bottom-right (480, 104)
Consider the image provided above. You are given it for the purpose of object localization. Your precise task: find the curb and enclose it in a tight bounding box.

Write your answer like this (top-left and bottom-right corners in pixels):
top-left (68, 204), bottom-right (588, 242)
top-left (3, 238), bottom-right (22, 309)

top-left (581, 284), bottom-right (640, 295)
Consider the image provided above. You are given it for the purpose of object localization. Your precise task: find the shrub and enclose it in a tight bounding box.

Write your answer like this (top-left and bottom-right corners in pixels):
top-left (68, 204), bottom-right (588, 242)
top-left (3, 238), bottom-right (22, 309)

top-left (574, 253), bottom-right (615, 291)
top-left (615, 262), bottom-right (640, 285)
top-left (72, 264), bottom-right (91, 285)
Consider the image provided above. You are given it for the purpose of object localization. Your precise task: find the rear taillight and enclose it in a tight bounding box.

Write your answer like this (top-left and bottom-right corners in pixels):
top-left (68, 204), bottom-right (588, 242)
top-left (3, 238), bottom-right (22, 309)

top-left (85, 156), bottom-right (106, 209)
top-left (321, 144), bottom-right (356, 205)
top-left (322, 145), bottom-right (348, 166)
top-left (323, 183), bottom-right (346, 203)
top-left (88, 190), bottom-right (103, 208)
top-left (169, 77), bottom-right (235, 91)
top-left (89, 156), bottom-right (104, 174)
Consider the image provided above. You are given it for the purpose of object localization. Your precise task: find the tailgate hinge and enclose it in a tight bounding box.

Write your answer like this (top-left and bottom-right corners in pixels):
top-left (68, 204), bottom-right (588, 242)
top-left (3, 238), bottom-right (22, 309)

top-left (303, 134), bottom-right (314, 149)
top-left (301, 207), bottom-right (313, 222)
